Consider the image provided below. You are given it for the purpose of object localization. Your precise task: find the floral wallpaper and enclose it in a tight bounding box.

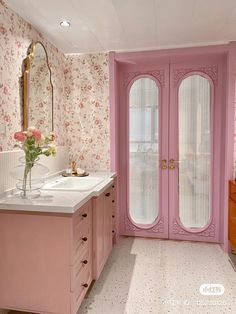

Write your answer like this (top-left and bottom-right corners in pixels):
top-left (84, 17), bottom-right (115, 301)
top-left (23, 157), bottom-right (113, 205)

top-left (0, 0), bottom-right (66, 151)
top-left (64, 54), bottom-right (110, 170)
top-left (0, 1), bottom-right (110, 170)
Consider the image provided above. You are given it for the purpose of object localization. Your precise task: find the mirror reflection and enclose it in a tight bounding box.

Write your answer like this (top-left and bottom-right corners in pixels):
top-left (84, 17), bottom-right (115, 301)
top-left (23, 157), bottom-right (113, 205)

top-left (23, 41), bottom-right (53, 132)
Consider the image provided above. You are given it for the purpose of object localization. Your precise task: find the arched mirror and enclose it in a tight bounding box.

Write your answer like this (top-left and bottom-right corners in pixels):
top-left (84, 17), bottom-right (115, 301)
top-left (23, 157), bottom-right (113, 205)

top-left (23, 41), bottom-right (53, 132)
top-left (178, 74), bottom-right (211, 229)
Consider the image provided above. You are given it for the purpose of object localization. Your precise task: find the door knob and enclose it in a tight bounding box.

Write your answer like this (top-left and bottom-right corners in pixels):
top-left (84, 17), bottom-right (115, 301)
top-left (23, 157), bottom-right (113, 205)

top-left (169, 159), bottom-right (179, 169)
top-left (160, 159), bottom-right (168, 169)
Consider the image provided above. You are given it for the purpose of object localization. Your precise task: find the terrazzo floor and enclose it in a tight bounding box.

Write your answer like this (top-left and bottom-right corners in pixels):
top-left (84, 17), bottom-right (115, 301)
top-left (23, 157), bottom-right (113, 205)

top-left (78, 237), bottom-right (236, 314)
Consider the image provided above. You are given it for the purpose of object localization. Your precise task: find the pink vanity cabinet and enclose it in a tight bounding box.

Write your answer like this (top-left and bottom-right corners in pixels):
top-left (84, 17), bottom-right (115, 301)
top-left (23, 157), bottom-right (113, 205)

top-left (0, 200), bottom-right (93, 314)
top-left (93, 182), bottom-right (116, 279)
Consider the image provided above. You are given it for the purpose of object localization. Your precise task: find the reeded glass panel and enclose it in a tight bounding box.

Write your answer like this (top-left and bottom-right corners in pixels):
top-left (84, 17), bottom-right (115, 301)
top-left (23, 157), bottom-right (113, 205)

top-left (178, 75), bottom-right (211, 228)
top-left (129, 78), bottom-right (159, 224)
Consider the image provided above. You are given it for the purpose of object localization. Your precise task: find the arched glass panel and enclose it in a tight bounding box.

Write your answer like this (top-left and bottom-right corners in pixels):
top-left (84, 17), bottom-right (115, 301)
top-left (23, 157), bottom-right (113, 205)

top-left (178, 74), bottom-right (211, 228)
top-left (129, 77), bottom-right (159, 224)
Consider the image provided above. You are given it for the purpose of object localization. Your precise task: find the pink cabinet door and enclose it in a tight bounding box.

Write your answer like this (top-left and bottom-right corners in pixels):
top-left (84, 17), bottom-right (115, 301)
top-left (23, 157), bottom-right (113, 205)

top-left (0, 211), bottom-right (71, 314)
top-left (103, 188), bottom-right (113, 260)
top-left (92, 186), bottom-right (113, 280)
top-left (92, 194), bottom-right (104, 280)
top-left (0, 201), bottom-right (94, 314)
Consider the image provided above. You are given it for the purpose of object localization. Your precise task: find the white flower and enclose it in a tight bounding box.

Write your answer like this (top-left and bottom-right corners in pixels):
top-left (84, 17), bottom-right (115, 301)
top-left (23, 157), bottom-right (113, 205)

top-left (48, 143), bottom-right (57, 156)
top-left (26, 126), bottom-right (36, 137)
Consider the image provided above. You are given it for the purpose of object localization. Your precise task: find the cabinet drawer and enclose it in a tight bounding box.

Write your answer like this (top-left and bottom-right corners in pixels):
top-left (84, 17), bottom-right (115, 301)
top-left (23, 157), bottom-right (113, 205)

top-left (229, 180), bottom-right (236, 219)
top-left (229, 194), bottom-right (236, 206)
top-left (104, 186), bottom-right (114, 198)
top-left (71, 265), bottom-right (92, 314)
top-left (73, 202), bottom-right (91, 233)
top-left (229, 216), bottom-right (236, 252)
top-left (111, 182), bottom-right (116, 191)
top-left (112, 217), bottom-right (116, 230)
top-left (73, 220), bottom-right (91, 262)
top-left (229, 198), bottom-right (236, 218)
top-left (229, 181), bottom-right (236, 195)
top-left (71, 249), bottom-right (91, 292)
top-left (104, 189), bottom-right (115, 209)
top-left (112, 199), bottom-right (116, 215)
top-left (229, 216), bottom-right (236, 237)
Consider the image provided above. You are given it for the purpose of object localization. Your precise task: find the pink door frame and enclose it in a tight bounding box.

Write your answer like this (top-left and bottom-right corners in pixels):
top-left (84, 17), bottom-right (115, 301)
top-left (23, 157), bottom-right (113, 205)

top-left (109, 42), bottom-right (236, 251)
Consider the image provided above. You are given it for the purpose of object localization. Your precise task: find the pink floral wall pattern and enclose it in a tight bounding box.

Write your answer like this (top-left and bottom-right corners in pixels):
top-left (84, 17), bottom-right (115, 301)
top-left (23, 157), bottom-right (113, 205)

top-left (64, 54), bottom-right (110, 170)
top-left (0, 0), bottom-right (66, 151)
top-left (0, 1), bottom-right (110, 170)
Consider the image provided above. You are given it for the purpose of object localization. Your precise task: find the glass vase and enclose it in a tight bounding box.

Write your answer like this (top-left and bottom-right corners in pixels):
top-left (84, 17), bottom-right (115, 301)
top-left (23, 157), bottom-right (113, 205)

top-left (10, 157), bottom-right (49, 198)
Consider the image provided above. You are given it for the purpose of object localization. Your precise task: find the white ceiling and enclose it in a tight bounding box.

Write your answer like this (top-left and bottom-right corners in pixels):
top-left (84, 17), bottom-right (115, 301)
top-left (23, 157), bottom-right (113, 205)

top-left (5, 0), bottom-right (236, 54)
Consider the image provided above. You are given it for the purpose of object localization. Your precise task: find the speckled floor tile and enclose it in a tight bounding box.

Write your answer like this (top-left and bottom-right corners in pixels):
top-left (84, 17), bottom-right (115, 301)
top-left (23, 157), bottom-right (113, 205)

top-left (77, 237), bottom-right (236, 314)
top-left (77, 298), bottom-right (128, 314)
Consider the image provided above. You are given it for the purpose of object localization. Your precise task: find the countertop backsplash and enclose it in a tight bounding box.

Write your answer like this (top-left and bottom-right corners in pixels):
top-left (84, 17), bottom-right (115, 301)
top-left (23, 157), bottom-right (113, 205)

top-left (0, 146), bottom-right (69, 194)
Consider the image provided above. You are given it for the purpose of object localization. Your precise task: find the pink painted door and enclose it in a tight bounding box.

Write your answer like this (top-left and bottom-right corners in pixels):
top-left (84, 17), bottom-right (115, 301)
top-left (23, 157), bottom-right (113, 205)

top-left (168, 60), bottom-right (221, 243)
top-left (120, 57), bottom-right (222, 243)
top-left (119, 64), bottom-right (169, 238)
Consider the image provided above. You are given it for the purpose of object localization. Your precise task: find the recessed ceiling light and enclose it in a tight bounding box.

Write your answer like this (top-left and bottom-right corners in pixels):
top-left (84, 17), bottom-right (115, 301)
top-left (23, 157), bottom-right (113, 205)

top-left (60, 20), bottom-right (71, 27)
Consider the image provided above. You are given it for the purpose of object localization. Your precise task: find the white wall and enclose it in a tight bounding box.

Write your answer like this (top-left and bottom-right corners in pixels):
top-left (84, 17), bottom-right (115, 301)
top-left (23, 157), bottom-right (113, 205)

top-left (0, 146), bottom-right (69, 194)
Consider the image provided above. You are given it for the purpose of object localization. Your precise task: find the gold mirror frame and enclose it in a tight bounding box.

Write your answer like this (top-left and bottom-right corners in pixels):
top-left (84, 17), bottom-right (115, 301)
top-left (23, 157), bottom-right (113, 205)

top-left (23, 41), bottom-right (54, 131)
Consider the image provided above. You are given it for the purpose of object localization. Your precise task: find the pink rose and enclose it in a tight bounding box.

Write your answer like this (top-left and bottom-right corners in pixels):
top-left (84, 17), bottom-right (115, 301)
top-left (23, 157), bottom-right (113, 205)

top-left (31, 128), bottom-right (42, 141)
top-left (14, 131), bottom-right (26, 142)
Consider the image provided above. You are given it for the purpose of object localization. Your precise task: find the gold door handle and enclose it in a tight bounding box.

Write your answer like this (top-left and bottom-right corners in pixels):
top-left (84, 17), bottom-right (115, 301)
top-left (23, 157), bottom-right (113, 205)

top-left (160, 159), bottom-right (168, 170)
top-left (169, 159), bottom-right (179, 169)
top-left (169, 159), bottom-right (179, 163)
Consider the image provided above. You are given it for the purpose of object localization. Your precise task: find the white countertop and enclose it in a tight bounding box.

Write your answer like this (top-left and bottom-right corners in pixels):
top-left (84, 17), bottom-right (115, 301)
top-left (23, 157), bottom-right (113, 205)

top-left (0, 171), bottom-right (116, 214)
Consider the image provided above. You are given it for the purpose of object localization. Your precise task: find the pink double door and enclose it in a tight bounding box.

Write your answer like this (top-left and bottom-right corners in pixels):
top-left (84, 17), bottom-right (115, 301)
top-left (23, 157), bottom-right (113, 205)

top-left (120, 57), bottom-right (223, 243)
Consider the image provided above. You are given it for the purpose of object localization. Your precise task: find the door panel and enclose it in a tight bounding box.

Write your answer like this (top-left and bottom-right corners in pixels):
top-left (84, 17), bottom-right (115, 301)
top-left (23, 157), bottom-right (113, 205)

top-left (120, 66), bottom-right (169, 238)
top-left (168, 63), bottom-right (221, 243)
top-left (129, 77), bottom-right (159, 225)
top-left (178, 75), bottom-right (211, 229)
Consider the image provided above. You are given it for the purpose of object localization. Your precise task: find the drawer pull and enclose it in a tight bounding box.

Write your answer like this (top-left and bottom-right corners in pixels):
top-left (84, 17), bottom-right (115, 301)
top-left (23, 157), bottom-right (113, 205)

top-left (105, 192), bottom-right (110, 197)
top-left (82, 260), bottom-right (88, 264)
top-left (82, 213), bottom-right (87, 218)
top-left (82, 237), bottom-right (88, 242)
top-left (112, 230), bottom-right (115, 233)
top-left (112, 200), bottom-right (115, 203)
top-left (112, 215), bottom-right (115, 218)
top-left (82, 283), bottom-right (88, 288)
top-left (112, 185), bottom-right (115, 188)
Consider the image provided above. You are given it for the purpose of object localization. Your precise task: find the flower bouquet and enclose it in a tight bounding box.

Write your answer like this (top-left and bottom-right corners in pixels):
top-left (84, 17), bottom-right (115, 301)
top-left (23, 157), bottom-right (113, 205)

top-left (12, 127), bottom-right (57, 198)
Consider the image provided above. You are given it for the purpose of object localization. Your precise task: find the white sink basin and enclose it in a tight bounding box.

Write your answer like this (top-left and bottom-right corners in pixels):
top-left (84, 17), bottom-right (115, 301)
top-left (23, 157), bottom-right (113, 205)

top-left (42, 176), bottom-right (104, 191)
